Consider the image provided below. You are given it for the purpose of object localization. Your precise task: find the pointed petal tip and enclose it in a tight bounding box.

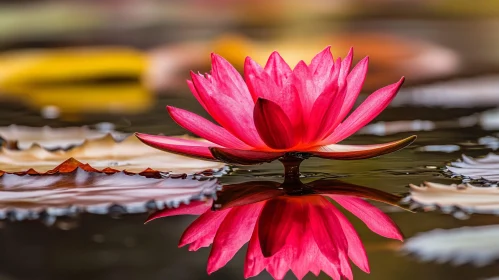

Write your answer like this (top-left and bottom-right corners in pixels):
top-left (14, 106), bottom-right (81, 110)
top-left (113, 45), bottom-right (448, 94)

top-left (295, 59), bottom-right (308, 68)
top-left (320, 45), bottom-right (332, 52)
top-left (210, 52), bottom-right (229, 64)
top-left (269, 50), bottom-right (282, 57)
top-left (398, 76), bottom-right (406, 85)
top-left (165, 105), bottom-right (174, 112)
top-left (364, 265), bottom-right (371, 274)
top-left (244, 56), bottom-right (252, 64)
top-left (143, 216), bottom-right (154, 224)
top-left (134, 132), bottom-right (146, 141)
top-left (346, 46), bottom-right (354, 55)
top-left (144, 213), bottom-right (161, 224)
top-left (206, 267), bottom-right (216, 275)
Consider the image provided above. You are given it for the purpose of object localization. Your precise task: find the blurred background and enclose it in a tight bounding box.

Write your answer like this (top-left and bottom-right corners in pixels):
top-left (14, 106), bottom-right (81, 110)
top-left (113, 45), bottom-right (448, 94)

top-left (0, 0), bottom-right (497, 130)
top-left (1, 0), bottom-right (499, 280)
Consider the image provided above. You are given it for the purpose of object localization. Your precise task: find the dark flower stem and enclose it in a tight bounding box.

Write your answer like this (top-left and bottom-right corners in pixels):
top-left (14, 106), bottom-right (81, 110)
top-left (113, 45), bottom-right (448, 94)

top-left (279, 155), bottom-right (305, 193)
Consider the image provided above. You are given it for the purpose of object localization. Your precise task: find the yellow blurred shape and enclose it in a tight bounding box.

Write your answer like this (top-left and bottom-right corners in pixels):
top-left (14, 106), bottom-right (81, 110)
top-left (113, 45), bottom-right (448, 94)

top-left (2, 83), bottom-right (152, 115)
top-left (0, 47), bottom-right (147, 86)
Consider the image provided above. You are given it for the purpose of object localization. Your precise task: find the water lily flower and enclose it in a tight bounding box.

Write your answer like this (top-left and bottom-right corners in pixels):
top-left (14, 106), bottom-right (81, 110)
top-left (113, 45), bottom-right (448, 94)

top-left (147, 180), bottom-right (404, 280)
top-left (136, 47), bottom-right (416, 165)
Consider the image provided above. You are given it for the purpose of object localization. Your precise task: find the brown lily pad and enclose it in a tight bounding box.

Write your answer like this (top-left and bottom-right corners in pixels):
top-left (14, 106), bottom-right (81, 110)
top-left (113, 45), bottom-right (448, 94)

top-left (0, 134), bottom-right (226, 176)
top-left (404, 181), bottom-right (499, 217)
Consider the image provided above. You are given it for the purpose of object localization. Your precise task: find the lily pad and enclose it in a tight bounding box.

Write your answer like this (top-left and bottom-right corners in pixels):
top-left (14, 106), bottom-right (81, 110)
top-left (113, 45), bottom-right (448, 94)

top-left (392, 75), bottom-right (499, 108)
top-left (0, 168), bottom-right (219, 222)
top-left (0, 124), bottom-right (126, 150)
top-left (0, 134), bottom-right (226, 176)
top-left (446, 153), bottom-right (499, 182)
top-left (404, 181), bottom-right (499, 217)
top-left (403, 225), bottom-right (499, 267)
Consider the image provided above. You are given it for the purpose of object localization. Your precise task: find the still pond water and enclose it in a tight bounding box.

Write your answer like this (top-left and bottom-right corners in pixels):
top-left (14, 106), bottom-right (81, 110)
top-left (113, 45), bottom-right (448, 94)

top-left (0, 86), bottom-right (498, 280)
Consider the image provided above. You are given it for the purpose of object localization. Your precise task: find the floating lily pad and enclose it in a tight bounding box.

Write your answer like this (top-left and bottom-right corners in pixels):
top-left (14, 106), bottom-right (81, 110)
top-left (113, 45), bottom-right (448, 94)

top-left (446, 153), bottom-right (499, 182)
top-left (392, 75), bottom-right (499, 108)
top-left (0, 124), bottom-right (127, 150)
top-left (478, 135), bottom-right (499, 150)
top-left (404, 181), bottom-right (499, 217)
top-left (0, 168), bottom-right (219, 223)
top-left (403, 225), bottom-right (499, 267)
top-left (0, 134), bottom-right (226, 176)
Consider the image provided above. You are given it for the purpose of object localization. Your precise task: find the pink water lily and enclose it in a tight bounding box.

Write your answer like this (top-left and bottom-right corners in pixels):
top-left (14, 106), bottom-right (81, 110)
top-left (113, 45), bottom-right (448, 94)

top-left (136, 46), bottom-right (415, 164)
top-left (147, 193), bottom-right (403, 280)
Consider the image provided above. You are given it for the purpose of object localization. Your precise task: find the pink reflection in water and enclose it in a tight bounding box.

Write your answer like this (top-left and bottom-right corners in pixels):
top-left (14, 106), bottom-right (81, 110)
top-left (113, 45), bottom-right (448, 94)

top-left (147, 179), bottom-right (405, 279)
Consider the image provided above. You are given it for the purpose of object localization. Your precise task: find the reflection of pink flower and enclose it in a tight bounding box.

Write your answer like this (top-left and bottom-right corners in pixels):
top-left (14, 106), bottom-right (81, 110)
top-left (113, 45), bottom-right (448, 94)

top-left (148, 195), bottom-right (402, 279)
top-left (136, 47), bottom-right (415, 165)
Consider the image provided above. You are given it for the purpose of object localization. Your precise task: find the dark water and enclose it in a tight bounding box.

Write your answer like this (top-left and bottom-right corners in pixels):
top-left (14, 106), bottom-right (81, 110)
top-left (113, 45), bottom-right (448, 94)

top-left (0, 87), bottom-right (498, 280)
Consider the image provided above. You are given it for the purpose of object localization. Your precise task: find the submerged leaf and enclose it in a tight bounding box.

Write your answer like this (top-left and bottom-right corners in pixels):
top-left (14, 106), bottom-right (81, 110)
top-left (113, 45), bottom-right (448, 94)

top-left (405, 181), bottom-right (499, 216)
top-left (403, 225), bottom-right (499, 267)
top-left (447, 153), bottom-right (499, 182)
top-left (0, 169), bottom-right (219, 221)
top-left (0, 134), bottom-right (226, 176)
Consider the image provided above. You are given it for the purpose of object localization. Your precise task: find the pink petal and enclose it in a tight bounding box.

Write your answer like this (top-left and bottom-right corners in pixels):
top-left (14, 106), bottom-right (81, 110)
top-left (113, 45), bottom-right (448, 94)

top-left (211, 53), bottom-right (253, 104)
top-left (279, 83), bottom-right (304, 140)
top-left (244, 223), bottom-right (269, 278)
top-left (292, 61), bottom-right (317, 121)
top-left (167, 106), bottom-right (250, 149)
top-left (145, 200), bottom-right (212, 223)
top-left (267, 253), bottom-right (291, 280)
top-left (289, 219), bottom-right (321, 280)
top-left (335, 56), bottom-right (369, 125)
top-left (209, 147), bottom-right (284, 165)
top-left (338, 47), bottom-right (354, 90)
top-left (316, 257), bottom-right (341, 280)
top-left (310, 198), bottom-right (353, 280)
top-left (245, 223), bottom-right (295, 279)
top-left (309, 46), bottom-right (334, 76)
top-left (179, 208), bottom-right (230, 250)
top-left (257, 197), bottom-right (307, 258)
top-left (254, 98), bottom-right (296, 149)
top-left (324, 77), bottom-right (405, 144)
top-left (246, 57), bottom-right (303, 136)
top-left (207, 203), bottom-right (264, 274)
top-left (310, 47), bottom-right (337, 100)
top-left (305, 72), bottom-right (345, 143)
top-left (308, 135), bottom-right (416, 160)
top-left (244, 57), bottom-right (274, 102)
top-left (330, 196), bottom-right (404, 241)
top-left (264, 51), bottom-right (292, 88)
top-left (135, 133), bottom-right (216, 160)
top-left (308, 196), bottom-right (348, 268)
top-left (190, 71), bottom-right (266, 148)
top-left (327, 200), bottom-right (370, 273)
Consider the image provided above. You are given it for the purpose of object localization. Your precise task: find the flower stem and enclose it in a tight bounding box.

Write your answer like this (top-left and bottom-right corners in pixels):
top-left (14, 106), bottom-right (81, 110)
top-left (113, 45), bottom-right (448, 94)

top-left (279, 155), bottom-right (306, 193)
